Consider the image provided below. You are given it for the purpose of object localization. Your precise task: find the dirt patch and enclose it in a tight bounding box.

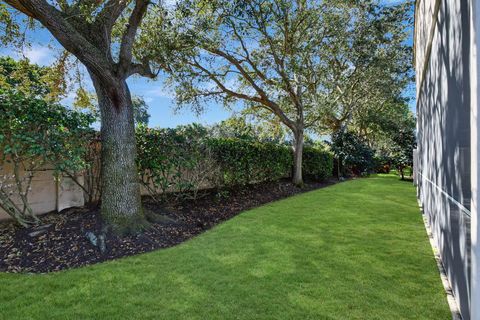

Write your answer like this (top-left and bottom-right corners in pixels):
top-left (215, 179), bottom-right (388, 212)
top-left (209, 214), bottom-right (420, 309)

top-left (0, 179), bottom-right (337, 273)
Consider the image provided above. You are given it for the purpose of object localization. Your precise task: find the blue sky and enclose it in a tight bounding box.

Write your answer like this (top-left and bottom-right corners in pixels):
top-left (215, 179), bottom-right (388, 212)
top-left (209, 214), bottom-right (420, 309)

top-left (0, 0), bottom-right (414, 128)
top-left (0, 24), bottom-right (238, 128)
top-left (0, 24), bottom-right (236, 128)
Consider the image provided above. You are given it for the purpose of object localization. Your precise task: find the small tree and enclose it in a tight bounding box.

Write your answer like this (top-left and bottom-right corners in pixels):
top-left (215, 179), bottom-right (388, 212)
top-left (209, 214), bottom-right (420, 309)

top-left (391, 127), bottom-right (416, 180)
top-left (144, 0), bottom-right (354, 186)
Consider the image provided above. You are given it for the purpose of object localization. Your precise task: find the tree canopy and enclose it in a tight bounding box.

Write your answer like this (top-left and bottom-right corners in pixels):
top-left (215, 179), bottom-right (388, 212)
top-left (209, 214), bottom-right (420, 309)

top-left (141, 0), bottom-right (413, 185)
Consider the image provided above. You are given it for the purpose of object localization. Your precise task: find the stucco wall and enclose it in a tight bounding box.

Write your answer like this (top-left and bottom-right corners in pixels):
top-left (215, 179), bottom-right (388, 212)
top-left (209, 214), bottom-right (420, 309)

top-left (415, 0), bottom-right (472, 318)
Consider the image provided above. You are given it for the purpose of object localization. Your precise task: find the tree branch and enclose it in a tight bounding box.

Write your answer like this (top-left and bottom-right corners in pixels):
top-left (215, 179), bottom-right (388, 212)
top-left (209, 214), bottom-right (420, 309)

top-left (127, 60), bottom-right (157, 78)
top-left (4, 0), bottom-right (34, 17)
top-left (203, 47), bottom-right (268, 98)
top-left (118, 0), bottom-right (149, 76)
top-left (5, 0), bottom-right (116, 85)
top-left (95, 0), bottom-right (129, 30)
top-left (189, 58), bottom-right (296, 131)
top-left (228, 21), bottom-right (275, 87)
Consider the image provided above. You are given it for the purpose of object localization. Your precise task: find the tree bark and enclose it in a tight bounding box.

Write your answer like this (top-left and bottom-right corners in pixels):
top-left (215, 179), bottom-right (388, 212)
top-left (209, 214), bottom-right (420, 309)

top-left (292, 128), bottom-right (304, 186)
top-left (91, 73), bottom-right (146, 234)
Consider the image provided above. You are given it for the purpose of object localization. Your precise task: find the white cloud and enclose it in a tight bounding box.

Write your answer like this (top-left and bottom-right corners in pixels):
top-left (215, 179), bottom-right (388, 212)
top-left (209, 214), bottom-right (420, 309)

top-left (163, 0), bottom-right (177, 9)
top-left (22, 46), bottom-right (55, 66)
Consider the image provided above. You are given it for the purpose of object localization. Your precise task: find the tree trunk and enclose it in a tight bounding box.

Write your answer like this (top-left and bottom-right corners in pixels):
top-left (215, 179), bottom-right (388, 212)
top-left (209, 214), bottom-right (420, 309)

top-left (292, 128), bottom-right (304, 186)
top-left (337, 157), bottom-right (341, 180)
top-left (91, 73), bottom-right (146, 234)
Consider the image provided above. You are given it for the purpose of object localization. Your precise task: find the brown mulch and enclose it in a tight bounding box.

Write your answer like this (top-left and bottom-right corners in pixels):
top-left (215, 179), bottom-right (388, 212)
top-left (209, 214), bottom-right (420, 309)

top-left (0, 179), bottom-right (337, 274)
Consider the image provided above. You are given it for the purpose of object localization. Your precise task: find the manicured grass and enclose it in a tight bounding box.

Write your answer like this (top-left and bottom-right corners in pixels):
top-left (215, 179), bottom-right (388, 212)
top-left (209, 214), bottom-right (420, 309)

top-left (0, 175), bottom-right (450, 319)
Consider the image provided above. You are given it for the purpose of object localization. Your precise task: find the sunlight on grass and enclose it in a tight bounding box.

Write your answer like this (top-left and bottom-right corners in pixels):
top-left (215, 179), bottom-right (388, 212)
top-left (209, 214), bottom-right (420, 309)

top-left (0, 175), bottom-right (450, 319)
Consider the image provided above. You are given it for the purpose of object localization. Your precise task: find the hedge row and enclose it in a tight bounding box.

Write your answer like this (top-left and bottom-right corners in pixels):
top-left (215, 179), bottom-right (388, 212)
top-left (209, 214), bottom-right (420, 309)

top-left (208, 138), bottom-right (292, 186)
top-left (303, 146), bottom-right (334, 181)
top-left (135, 125), bottom-right (333, 200)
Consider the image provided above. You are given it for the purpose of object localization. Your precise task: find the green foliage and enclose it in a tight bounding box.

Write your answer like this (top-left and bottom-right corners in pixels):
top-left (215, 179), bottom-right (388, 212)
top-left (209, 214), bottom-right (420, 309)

top-left (330, 130), bottom-right (375, 176)
top-left (0, 56), bottom-right (67, 102)
top-left (354, 100), bottom-right (416, 179)
top-left (210, 116), bottom-right (288, 144)
top-left (208, 138), bottom-right (292, 187)
top-left (136, 124), bottom-right (216, 201)
top-left (0, 57), bottom-right (46, 96)
top-left (303, 147), bottom-right (334, 181)
top-left (318, 1), bottom-right (413, 135)
top-left (0, 89), bottom-right (94, 226)
top-left (132, 96), bottom-right (150, 126)
top-left (0, 90), bottom-right (94, 173)
top-left (136, 124), bottom-right (333, 200)
top-left (0, 4), bottom-right (21, 46)
top-left (391, 127), bottom-right (416, 180)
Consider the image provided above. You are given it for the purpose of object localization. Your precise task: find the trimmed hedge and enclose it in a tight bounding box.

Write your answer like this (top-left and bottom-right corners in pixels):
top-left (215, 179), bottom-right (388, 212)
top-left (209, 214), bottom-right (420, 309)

top-left (208, 138), bottom-right (292, 186)
top-left (303, 147), bottom-right (334, 181)
top-left (136, 125), bottom-right (333, 200)
top-left (136, 124), bottom-right (215, 200)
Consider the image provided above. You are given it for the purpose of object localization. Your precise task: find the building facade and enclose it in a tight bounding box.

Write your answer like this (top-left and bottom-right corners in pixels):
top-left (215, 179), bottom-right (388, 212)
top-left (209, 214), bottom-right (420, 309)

top-left (415, 0), bottom-right (480, 319)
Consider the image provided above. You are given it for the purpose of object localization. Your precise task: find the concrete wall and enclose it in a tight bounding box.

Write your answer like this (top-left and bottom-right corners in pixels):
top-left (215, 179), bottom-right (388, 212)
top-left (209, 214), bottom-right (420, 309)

top-left (415, 0), bottom-right (472, 318)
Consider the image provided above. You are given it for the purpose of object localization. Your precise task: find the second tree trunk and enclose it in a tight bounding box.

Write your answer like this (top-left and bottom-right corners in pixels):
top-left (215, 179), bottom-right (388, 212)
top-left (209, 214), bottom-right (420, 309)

top-left (293, 129), bottom-right (304, 186)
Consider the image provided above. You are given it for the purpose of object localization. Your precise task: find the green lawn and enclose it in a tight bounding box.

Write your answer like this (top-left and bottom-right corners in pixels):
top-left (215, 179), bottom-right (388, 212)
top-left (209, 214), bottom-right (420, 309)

top-left (0, 175), bottom-right (450, 319)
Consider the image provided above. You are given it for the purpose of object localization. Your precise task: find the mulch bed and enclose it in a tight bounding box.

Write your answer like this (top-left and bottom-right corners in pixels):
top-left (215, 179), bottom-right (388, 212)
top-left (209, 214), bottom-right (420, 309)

top-left (0, 179), bottom-right (337, 274)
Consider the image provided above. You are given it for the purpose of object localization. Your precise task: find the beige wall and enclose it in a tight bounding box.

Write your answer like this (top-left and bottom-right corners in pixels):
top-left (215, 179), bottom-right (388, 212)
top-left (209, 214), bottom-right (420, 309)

top-left (0, 163), bottom-right (85, 221)
top-left (0, 158), bottom-right (217, 221)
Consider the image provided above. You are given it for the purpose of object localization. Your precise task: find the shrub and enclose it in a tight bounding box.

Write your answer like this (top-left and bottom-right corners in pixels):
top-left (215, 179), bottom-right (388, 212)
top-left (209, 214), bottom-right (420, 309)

top-left (136, 124), bottom-right (333, 198)
top-left (136, 124), bottom-right (218, 201)
top-left (303, 147), bottom-right (334, 181)
top-left (390, 128), bottom-right (416, 180)
top-left (207, 138), bottom-right (292, 187)
top-left (330, 130), bottom-right (375, 176)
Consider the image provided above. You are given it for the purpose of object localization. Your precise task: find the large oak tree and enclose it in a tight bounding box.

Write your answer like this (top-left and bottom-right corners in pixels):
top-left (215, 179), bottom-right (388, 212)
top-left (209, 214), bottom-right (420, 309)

top-left (143, 0), bottom-right (412, 186)
top-left (3, 0), bottom-right (159, 233)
